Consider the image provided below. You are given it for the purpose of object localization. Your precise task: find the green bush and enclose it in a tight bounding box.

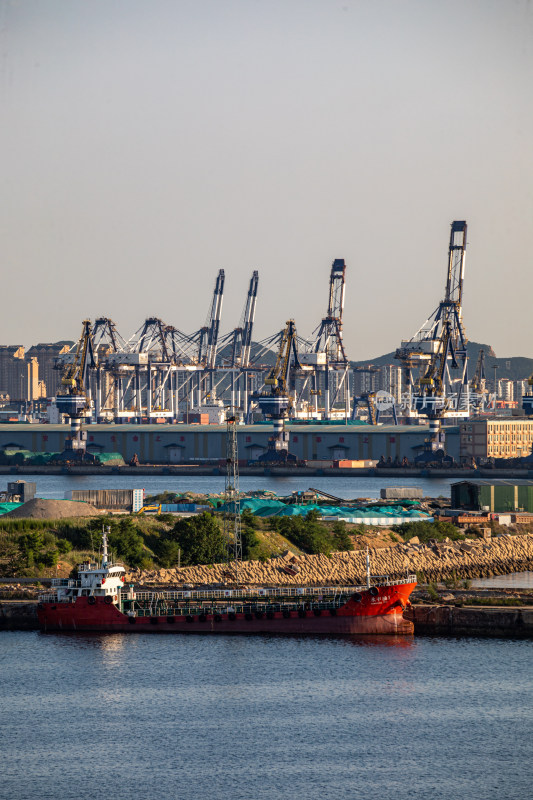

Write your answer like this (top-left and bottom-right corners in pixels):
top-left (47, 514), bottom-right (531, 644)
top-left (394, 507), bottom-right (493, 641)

top-left (331, 521), bottom-right (354, 552)
top-left (392, 519), bottom-right (463, 543)
top-left (155, 540), bottom-right (182, 568)
top-left (427, 582), bottom-right (440, 601)
top-left (107, 518), bottom-right (146, 567)
top-left (169, 513), bottom-right (227, 566)
top-left (275, 512), bottom-right (334, 556)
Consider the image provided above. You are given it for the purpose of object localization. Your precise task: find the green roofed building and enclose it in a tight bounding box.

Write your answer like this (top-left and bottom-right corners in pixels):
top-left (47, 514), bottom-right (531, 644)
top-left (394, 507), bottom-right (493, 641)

top-left (451, 480), bottom-right (533, 512)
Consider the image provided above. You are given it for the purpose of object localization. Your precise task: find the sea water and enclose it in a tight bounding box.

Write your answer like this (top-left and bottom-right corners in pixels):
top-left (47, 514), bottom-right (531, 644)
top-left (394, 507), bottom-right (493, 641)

top-left (0, 631), bottom-right (531, 800)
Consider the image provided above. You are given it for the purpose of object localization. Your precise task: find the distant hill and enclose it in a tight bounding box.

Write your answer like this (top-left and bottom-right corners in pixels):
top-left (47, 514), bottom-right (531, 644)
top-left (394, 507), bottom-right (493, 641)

top-left (352, 342), bottom-right (533, 382)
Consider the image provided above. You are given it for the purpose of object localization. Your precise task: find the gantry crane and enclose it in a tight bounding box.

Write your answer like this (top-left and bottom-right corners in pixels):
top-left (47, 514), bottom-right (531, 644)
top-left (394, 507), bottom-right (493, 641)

top-left (55, 319), bottom-right (96, 459)
top-left (91, 317), bottom-right (130, 421)
top-left (301, 259), bottom-right (349, 418)
top-left (412, 320), bottom-right (456, 461)
top-left (470, 348), bottom-right (487, 414)
top-left (396, 221), bottom-right (469, 457)
top-left (252, 320), bottom-right (300, 462)
top-left (191, 269), bottom-right (225, 405)
top-left (221, 271), bottom-right (259, 412)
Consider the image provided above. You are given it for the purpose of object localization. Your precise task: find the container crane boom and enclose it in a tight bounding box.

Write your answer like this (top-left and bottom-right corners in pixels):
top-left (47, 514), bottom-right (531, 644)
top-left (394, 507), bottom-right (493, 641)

top-left (395, 220), bottom-right (469, 428)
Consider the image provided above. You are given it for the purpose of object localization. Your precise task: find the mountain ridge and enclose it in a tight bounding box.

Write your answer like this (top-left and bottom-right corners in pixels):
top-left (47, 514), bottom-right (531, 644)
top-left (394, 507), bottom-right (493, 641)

top-left (351, 342), bottom-right (533, 382)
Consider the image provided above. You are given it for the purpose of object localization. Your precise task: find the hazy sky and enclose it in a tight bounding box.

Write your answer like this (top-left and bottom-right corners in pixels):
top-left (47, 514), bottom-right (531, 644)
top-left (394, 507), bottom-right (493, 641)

top-left (1, 0), bottom-right (532, 359)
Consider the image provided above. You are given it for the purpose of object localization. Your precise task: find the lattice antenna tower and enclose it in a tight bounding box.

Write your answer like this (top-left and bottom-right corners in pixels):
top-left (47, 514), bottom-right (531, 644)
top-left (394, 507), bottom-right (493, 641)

top-left (223, 414), bottom-right (242, 577)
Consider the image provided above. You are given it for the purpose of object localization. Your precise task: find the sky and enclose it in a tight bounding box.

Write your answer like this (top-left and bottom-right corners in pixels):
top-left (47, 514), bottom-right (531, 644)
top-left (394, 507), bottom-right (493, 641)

top-left (1, 0), bottom-right (532, 360)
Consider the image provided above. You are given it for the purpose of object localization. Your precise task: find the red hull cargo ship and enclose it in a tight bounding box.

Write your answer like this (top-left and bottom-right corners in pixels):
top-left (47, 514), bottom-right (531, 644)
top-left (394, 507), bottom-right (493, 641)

top-left (38, 530), bottom-right (416, 636)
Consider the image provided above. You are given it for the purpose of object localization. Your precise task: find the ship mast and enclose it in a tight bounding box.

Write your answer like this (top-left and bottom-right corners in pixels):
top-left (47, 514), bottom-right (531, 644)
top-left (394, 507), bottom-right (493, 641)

top-left (102, 525), bottom-right (110, 568)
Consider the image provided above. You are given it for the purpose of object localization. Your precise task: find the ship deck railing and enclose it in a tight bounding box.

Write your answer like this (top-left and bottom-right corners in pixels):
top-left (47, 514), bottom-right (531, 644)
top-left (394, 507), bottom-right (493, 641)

top-left (125, 600), bottom-right (352, 616)
top-left (131, 576), bottom-right (416, 603)
top-left (51, 579), bottom-right (81, 588)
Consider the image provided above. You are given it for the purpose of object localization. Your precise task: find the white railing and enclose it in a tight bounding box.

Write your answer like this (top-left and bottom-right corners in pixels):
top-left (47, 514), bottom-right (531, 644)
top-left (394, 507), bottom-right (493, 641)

top-left (51, 579), bottom-right (81, 588)
top-left (38, 594), bottom-right (73, 603)
top-left (132, 577), bottom-right (416, 603)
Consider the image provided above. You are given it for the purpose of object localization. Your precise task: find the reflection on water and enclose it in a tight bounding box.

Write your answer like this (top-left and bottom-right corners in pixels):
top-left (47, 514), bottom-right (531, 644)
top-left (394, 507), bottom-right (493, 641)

top-left (472, 571), bottom-right (533, 589)
top-left (42, 630), bottom-right (416, 650)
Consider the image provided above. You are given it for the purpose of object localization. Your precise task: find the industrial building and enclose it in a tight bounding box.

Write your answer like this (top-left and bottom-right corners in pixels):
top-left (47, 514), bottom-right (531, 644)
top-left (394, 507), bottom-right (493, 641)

top-left (460, 418), bottom-right (533, 461)
top-left (451, 479), bottom-right (533, 512)
top-left (0, 422), bottom-right (460, 465)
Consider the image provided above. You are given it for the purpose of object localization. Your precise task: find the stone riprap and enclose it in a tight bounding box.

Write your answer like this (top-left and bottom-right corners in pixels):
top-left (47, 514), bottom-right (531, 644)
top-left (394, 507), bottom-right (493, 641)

top-left (127, 533), bottom-right (533, 587)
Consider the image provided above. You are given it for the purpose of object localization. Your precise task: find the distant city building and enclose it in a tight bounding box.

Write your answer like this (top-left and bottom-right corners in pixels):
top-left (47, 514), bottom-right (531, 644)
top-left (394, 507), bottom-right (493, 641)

top-left (0, 345), bottom-right (25, 399)
top-left (515, 380), bottom-right (529, 403)
top-left (353, 364), bottom-right (402, 405)
top-left (498, 378), bottom-right (514, 402)
top-left (0, 346), bottom-right (45, 401)
top-left (353, 366), bottom-right (380, 397)
top-left (26, 342), bottom-right (72, 398)
top-left (379, 364), bottom-right (402, 404)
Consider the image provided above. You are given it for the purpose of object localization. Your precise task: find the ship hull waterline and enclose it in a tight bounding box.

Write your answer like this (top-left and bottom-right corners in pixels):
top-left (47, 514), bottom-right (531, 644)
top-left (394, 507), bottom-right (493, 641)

top-left (38, 583), bottom-right (416, 636)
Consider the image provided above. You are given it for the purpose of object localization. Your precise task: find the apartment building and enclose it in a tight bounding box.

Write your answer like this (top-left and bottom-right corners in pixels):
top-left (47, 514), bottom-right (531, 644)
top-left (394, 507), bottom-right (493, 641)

top-left (460, 417), bottom-right (533, 460)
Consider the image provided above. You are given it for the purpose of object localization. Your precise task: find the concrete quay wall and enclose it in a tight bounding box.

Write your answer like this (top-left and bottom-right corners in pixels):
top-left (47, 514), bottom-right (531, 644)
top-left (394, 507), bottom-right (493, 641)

top-left (408, 604), bottom-right (533, 637)
top-left (0, 602), bottom-right (38, 630)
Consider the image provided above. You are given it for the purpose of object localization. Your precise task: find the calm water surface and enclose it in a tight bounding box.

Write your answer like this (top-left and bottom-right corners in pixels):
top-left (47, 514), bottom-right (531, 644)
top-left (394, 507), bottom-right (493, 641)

top-left (473, 571), bottom-right (533, 589)
top-left (1, 632), bottom-right (531, 800)
top-left (2, 473), bottom-right (456, 500)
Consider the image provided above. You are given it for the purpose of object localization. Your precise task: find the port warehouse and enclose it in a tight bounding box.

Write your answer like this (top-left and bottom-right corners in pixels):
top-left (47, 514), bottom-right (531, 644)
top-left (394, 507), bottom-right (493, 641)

top-left (451, 480), bottom-right (533, 513)
top-left (0, 423), bottom-right (460, 464)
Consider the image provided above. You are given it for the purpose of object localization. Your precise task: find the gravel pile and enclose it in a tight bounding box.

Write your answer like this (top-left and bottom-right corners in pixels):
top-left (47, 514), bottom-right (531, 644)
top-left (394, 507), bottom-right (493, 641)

top-left (5, 498), bottom-right (103, 519)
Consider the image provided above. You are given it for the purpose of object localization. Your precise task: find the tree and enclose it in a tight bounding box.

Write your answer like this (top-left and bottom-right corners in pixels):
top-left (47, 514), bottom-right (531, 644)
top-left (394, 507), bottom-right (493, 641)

top-left (332, 521), bottom-right (354, 552)
top-left (276, 513), bottom-right (333, 555)
top-left (240, 510), bottom-right (260, 559)
top-left (108, 518), bottom-right (146, 566)
top-left (157, 540), bottom-right (183, 568)
top-left (170, 513), bottom-right (227, 566)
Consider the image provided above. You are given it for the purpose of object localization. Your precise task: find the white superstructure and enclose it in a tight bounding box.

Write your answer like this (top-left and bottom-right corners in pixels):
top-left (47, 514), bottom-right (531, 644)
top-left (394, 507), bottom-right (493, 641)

top-left (39, 527), bottom-right (129, 605)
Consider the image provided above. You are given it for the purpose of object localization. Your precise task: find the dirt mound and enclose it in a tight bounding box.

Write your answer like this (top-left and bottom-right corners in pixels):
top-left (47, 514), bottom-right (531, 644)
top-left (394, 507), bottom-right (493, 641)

top-left (5, 498), bottom-right (103, 519)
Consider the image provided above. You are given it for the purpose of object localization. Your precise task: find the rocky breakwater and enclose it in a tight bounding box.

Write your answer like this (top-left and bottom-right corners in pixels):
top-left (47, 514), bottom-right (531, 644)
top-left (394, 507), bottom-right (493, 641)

top-left (127, 532), bottom-right (533, 587)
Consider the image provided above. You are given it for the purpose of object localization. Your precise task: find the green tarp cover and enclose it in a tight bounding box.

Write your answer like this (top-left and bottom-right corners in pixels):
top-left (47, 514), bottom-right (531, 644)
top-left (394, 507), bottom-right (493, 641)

top-left (94, 452), bottom-right (126, 465)
top-left (0, 502), bottom-right (22, 515)
top-left (218, 498), bottom-right (430, 520)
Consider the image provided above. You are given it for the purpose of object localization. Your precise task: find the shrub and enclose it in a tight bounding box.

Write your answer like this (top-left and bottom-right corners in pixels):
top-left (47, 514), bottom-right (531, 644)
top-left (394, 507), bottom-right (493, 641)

top-left (170, 513), bottom-right (227, 566)
top-left (156, 540), bottom-right (183, 568)
top-left (275, 513), bottom-right (333, 555)
top-left (331, 521), bottom-right (354, 552)
top-left (427, 583), bottom-right (440, 601)
top-left (392, 519), bottom-right (463, 543)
